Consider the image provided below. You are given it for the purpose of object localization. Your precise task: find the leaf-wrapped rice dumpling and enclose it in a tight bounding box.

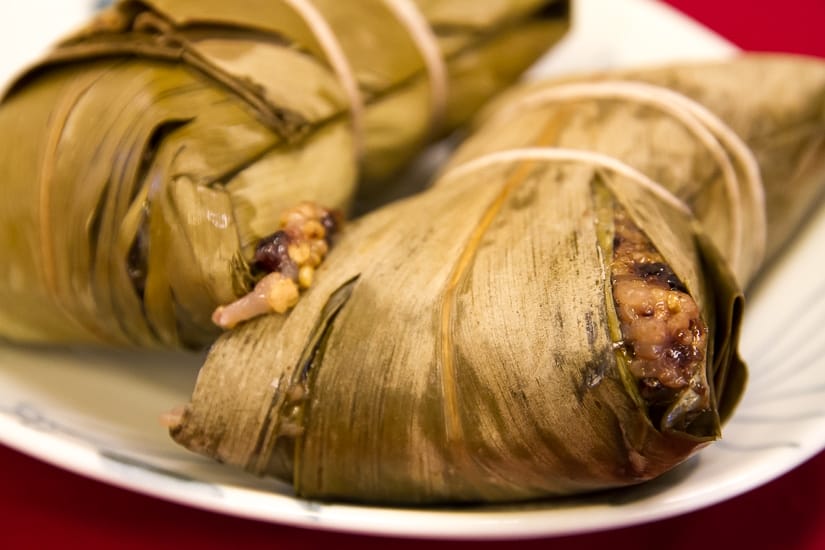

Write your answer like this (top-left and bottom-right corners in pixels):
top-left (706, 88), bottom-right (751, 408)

top-left (0, 0), bottom-right (569, 349)
top-left (171, 150), bottom-right (744, 503)
top-left (172, 55), bottom-right (825, 504)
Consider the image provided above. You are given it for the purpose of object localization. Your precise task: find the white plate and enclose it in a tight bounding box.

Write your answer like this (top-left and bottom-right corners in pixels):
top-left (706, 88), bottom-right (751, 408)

top-left (2, 0), bottom-right (824, 540)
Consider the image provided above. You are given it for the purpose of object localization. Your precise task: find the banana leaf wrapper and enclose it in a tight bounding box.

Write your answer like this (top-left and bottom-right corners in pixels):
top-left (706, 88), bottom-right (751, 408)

top-left (447, 54), bottom-right (825, 287)
top-left (171, 153), bottom-right (744, 504)
top-left (0, 0), bottom-right (569, 349)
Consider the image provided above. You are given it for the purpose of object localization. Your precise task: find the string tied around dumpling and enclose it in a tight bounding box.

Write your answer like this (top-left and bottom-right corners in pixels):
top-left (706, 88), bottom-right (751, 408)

top-left (282, 0), bottom-right (365, 157)
top-left (477, 81), bottom-right (766, 286)
top-left (441, 147), bottom-right (694, 216)
top-left (285, 0), bottom-right (449, 159)
top-left (381, 0), bottom-right (449, 134)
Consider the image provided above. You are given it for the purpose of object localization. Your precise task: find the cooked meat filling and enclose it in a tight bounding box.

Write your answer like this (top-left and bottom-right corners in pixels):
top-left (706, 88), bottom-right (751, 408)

top-left (610, 208), bottom-right (708, 411)
top-left (212, 202), bottom-right (342, 329)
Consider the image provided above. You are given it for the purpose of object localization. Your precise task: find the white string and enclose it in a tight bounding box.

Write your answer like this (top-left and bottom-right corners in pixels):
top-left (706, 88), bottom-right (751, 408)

top-left (485, 81), bottom-right (767, 281)
top-left (381, 0), bottom-right (449, 132)
top-left (441, 147), bottom-right (694, 216)
top-left (283, 0), bottom-right (364, 156)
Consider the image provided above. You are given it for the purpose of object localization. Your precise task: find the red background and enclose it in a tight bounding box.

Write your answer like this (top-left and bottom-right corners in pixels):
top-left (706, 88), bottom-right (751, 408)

top-left (666, 0), bottom-right (825, 57)
top-left (2, 1), bottom-right (824, 548)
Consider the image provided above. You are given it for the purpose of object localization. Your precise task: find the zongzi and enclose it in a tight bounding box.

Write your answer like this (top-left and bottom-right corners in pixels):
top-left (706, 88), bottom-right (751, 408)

top-left (0, 0), bottom-right (569, 349)
top-left (170, 54), bottom-right (825, 504)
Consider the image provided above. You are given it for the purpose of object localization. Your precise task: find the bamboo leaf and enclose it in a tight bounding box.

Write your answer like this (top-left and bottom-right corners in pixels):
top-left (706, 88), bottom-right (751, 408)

top-left (0, 0), bottom-right (569, 348)
top-left (172, 55), bottom-right (825, 504)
